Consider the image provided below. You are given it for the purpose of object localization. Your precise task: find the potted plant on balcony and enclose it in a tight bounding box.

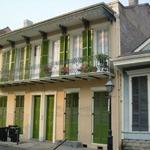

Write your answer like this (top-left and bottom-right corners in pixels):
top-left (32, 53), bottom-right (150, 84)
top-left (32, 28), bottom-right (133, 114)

top-left (90, 66), bottom-right (97, 72)
top-left (60, 66), bottom-right (69, 75)
top-left (44, 65), bottom-right (52, 76)
top-left (96, 54), bottom-right (108, 71)
top-left (78, 63), bottom-right (89, 73)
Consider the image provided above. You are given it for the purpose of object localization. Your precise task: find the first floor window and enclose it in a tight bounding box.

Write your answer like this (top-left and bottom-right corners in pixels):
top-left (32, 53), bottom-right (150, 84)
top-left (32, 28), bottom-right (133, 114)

top-left (132, 75), bottom-right (148, 131)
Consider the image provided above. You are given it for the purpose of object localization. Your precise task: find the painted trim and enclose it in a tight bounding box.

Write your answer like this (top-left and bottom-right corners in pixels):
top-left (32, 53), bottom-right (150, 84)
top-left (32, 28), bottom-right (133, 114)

top-left (0, 93), bottom-right (8, 96)
top-left (64, 88), bottom-right (80, 93)
top-left (134, 38), bottom-right (150, 52)
top-left (129, 73), bottom-right (149, 132)
top-left (113, 53), bottom-right (150, 67)
top-left (91, 86), bottom-right (106, 91)
top-left (14, 92), bottom-right (25, 95)
top-left (127, 68), bottom-right (150, 76)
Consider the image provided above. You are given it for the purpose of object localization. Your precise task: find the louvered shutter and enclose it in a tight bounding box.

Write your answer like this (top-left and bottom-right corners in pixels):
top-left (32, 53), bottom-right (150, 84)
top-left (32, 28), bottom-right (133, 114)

top-left (40, 39), bottom-right (49, 77)
top-left (132, 76), bottom-right (148, 131)
top-left (19, 48), bottom-right (25, 80)
top-left (24, 44), bottom-right (31, 79)
top-left (82, 29), bottom-right (93, 67)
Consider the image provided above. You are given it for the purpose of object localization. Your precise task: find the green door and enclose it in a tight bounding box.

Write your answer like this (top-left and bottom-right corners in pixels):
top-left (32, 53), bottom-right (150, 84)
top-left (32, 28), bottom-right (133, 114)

top-left (65, 93), bottom-right (79, 140)
top-left (15, 95), bottom-right (24, 134)
top-left (0, 96), bottom-right (7, 127)
top-left (46, 95), bottom-right (54, 141)
top-left (33, 96), bottom-right (41, 139)
top-left (93, 92), bottom-right (109, 144)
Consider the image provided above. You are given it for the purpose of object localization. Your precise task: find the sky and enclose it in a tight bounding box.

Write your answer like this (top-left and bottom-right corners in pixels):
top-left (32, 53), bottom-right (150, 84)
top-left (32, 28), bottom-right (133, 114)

top-left (0, 0), bottom-right (149, 30)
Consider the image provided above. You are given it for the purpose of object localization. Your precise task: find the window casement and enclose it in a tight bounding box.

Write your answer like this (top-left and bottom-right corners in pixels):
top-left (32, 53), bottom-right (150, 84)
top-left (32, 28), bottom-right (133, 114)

top-left (131, 75), bottom-right (149, 132)
top-left (94, 29), bottom-right (109, 55)
top-left (71, 34), bottom-right (82, 59)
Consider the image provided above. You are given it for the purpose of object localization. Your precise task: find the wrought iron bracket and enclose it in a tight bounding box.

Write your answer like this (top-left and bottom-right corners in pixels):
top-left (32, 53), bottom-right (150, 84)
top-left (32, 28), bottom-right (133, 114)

top-left (82, 18), bottom-right (90, 29)
top-left (7, 40), bottom-right (15, 48)
top-left (59, 25), bottom-right (67, 35)
top-left (39, 31), bottom-right (47, 39)
top-left (22, 36), bottom-right (30, 44)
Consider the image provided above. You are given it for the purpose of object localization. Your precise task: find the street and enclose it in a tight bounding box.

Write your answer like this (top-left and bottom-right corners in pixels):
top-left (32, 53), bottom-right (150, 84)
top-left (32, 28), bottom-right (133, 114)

top-left (0, 145), bottom-right (24, 150)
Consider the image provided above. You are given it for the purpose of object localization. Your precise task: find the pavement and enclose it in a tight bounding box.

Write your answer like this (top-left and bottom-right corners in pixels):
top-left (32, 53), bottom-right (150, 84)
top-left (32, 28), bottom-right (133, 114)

top-left (0, 140), bottom-right (95, 150)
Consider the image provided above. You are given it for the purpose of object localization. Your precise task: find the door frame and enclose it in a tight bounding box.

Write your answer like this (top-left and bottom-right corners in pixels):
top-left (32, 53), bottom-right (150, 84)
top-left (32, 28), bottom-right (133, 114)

top-left (91, 86), bottom-right (107, 147)
top-left (44, 91), bottom-right (57, 143)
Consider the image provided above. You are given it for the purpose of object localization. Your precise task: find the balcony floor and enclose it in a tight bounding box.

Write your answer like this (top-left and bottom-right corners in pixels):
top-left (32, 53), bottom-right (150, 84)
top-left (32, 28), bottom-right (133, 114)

top-left (0, 71), bottom-right (114, 88)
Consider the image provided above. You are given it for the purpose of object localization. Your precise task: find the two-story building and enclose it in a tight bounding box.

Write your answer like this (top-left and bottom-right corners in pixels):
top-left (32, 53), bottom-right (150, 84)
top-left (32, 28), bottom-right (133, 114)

top-left (1, 0), bottom-right (149, 149)
top-left (0, 1), bottom-right (121, 149)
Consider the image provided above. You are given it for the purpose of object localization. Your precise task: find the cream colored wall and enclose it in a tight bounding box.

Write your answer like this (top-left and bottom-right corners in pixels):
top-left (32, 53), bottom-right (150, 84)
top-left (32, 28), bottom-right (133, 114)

top-left (6, 92), bottom-right (15, 126)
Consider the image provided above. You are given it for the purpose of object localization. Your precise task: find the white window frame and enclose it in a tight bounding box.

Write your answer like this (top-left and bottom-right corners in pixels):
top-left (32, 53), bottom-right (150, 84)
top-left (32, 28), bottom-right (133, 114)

top-left (47, 34), bottom-right (61, 77)
top-left (127, 69), bottom-right (150, 133)
top-left (30, 39), bottom-right (42, 79)
top-left (92, 23), bottom-right (110, 56)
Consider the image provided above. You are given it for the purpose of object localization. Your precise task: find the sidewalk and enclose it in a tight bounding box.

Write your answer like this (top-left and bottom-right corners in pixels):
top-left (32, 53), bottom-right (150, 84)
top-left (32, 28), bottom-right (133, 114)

top-left (0, 140), bottom-right (95, 150)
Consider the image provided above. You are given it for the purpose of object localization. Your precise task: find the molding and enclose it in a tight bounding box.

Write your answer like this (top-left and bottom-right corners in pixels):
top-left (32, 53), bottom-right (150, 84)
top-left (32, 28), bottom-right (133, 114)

top-left (134, 38), bottom-right (150, 52)
top-left (126, 68), bottom-right (150, 75)
top-left (113, 53), bottom-right (150, 67)
top-left (64, 88), bottom-right (80, 93)
top-left (91, 86), bottom-right (106, 91)
top-left (15, 92), bottom-right (26, 95)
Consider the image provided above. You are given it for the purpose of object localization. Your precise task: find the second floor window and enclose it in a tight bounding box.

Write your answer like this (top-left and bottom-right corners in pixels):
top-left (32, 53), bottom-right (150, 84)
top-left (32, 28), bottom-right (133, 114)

top-left (96, 29), bottom-right (109, 55)
top-left (72, 35), bottom-right (82, 59)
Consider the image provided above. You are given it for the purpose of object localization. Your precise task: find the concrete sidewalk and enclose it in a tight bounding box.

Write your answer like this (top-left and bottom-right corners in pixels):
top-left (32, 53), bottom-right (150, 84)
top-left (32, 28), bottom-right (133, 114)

top-left (0, 140), bottom-right (95, 150)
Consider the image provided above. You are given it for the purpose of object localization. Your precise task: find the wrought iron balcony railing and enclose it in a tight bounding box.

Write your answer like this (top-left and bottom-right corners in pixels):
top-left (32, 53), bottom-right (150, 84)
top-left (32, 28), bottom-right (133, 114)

top-left (0, 54), bottom-right (110, 84)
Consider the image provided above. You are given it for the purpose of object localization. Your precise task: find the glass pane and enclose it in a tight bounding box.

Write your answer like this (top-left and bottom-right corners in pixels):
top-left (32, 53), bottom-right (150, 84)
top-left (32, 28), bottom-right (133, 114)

top-left (132, 76), bottom-right (148, 131)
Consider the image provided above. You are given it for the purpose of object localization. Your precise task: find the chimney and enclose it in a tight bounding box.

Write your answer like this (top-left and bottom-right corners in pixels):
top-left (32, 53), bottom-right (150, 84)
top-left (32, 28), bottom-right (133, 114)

top-left (128, 0), bottom-right (139, 6)
top-left (24, 19), bottom-right (33, 27)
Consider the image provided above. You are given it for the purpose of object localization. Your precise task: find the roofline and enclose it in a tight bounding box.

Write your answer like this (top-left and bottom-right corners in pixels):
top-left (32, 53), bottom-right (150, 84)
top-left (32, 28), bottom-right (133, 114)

top-left (0, 3), bottom-right (115, 39)
top-left (113, 53), bottom-right (150, 67)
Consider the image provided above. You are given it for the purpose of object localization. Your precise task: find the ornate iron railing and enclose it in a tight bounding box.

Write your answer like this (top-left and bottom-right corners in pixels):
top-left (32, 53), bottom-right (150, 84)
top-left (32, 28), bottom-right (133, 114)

top-left (0, 55), bottom-right (110, 83)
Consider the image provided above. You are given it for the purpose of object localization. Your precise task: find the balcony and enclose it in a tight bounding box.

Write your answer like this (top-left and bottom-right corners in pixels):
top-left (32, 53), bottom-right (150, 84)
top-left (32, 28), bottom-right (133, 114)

top-left (0, 55), bottom-right (113, 87)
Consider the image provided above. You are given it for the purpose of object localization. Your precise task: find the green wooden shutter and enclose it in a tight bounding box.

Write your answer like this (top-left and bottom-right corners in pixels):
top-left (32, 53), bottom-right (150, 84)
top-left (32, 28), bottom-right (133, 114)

top-left (10, 48), bottom-right (16, 81)
top-left (40, 39), bottom-right (49, 78)
top-left (19, 48), bottom-right (25, 80)
top-left (82, 29), bottom-right (93, 70)
top-left (93, 92), bottom-right (109, 144)
top-left (60, 36), bottom-right (65, 75)
top-left (0, 96), bottom-right (7, 127)
top-left (60, 35), bottom-right (70, 75)
top-left (33, 96), bottom-right (41, 139)
top-left (65, 93), bottom-right (78, 140)
top-left (46, 95), bottom-right (54, 141)
top-left (1, 52), bottom-right (7, 82)
top-left (24, 44), bottom-right (31, 79)
top-left (15, 96), bottom-right (24, 134)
